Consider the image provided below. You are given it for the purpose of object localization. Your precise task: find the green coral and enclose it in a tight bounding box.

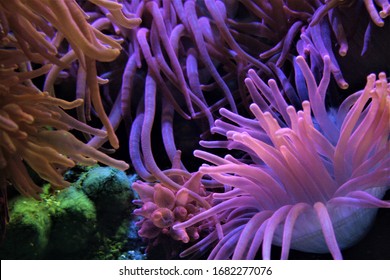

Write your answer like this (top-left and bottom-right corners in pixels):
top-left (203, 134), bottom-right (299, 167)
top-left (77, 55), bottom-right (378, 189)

top-left (80, 166), bottom-right (133, 235)
top-left (89, 219), bottom-right (130, 260)
top-left (81, 166), bottom-right (132, 210)
top-left (0, 185), bottom-right (96, 259)
top-left (47, 186), bottom-right (97, 258)
top-left (0, 165), bottom-right (141, 260)
top-left (0, 197), bottom-right (51, 259)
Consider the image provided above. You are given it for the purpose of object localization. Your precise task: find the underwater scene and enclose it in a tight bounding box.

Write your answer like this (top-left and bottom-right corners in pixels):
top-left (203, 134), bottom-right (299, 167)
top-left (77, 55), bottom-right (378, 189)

top-left (0, 0), bottom-right (389, 260)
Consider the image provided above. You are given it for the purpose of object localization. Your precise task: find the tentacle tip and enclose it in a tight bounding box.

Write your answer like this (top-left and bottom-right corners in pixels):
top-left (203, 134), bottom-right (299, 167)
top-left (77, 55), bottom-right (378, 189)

top-left (248, 103), bottom-right (257, 111)
top-left (367, 73), bottom-right (377, 82)
top-left (247, 69), bottom-right (256, 75)
top-left (338, 48), bottom-right (348, 57)
top-left (322, 54), bottom-right (331, 62)
top-left (244, 77), bottom-right (252, 85)
top-left (111, 142), bottom-right (120, 150)
top-left (378, 72), bottom-right (387, 80)
top-left (338, 81), bottom-right (349, 90)
top-left (71, 99), bottom-right (84, 107)
top-left (120, 162), bottom-right (130, 171)
top-left (259, 53), bottom-right (268, 59)
top-left (379, 10), bottom-right (388, 19)
top-left (296, 55), bottom-right (305, 63)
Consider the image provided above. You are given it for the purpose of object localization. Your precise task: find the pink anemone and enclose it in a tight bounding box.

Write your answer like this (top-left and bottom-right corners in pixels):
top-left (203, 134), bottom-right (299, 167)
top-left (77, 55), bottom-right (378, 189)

top-left (173, 55), bottom-right (390, 260)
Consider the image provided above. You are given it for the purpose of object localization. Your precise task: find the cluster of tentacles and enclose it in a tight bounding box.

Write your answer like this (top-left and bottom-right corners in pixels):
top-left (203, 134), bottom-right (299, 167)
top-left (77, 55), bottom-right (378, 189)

top-left (126, 0), bottom-right (390, 259)
top-left (123, 0), bottom-right (389, 182)
top-left (173, 56), bottom-right (389, 260)
top-left (0, 0), bottom-right (139, 233)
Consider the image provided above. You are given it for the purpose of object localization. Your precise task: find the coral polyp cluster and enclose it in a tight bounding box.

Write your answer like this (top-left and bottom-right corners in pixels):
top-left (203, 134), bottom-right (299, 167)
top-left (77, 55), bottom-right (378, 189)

top-left (134, 181), bottom-right (202, 243)
top-left (132, 160), bottom-right (213, 247)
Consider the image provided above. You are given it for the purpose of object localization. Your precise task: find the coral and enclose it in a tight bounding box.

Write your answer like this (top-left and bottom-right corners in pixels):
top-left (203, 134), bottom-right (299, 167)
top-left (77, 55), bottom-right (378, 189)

top-left (0, 166), bottom-right (139, 259)
top-left (80, 166), bottom-right (134, 235)
top-left (89, 218), bottom-right (143, 260)
top-left (61, 165), bottom-right (143, 259)
top-left (133, 175), bottom-right (205, 240)
top-left (0, 184), bottom-right (96, 259)
top-left (132, 155), bottom-right (217, 258)
top-left (47, 186), bottom-right (97, 258)
top-left (0, 196), bottom-right (51, 259)
top-left (173, 56), bottom-right (390, 260)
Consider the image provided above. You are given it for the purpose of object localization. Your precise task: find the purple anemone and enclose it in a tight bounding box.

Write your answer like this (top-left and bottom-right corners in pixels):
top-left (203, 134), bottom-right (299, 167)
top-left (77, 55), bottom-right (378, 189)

top-left (173, 56), bottom-right (390, 260)
top-left (125, 0), bottom-right (390, 186)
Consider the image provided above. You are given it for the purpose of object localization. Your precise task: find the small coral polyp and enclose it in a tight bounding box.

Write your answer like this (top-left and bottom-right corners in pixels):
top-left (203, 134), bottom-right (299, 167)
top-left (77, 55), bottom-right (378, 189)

top-left (133, 172), bottom-right (210, 245)
top-left (173, 56), bottom-right (390, 260)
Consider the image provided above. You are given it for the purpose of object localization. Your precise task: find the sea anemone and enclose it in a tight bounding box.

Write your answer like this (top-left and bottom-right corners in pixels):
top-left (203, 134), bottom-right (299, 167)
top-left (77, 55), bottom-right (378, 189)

top-left (173, 55), bottom-right (390, 260)
top-left (0, 0), bottom-right (141, 149)
top-left (124, 0), bottom-right (389, 185)
top-left (0, 0), bottom-right (138, 233)
top-left (133, 180), bottom-right (204, 244)
top-left (0, 57), bottom-right (128, 231)
top-left (132, 152), bottom-right (218, 255)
